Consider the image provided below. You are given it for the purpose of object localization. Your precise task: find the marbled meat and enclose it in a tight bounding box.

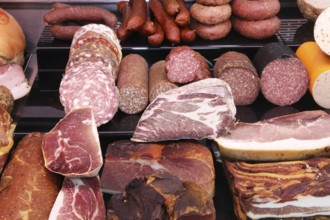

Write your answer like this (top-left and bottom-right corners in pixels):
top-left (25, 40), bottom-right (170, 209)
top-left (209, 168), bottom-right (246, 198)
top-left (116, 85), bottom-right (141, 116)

top-left (49, 176), bottom-right (105, 220)
top-left (41, 107), bottom-right (103, 177)
top-left (100, 140), bottom-right (215, 196)
top-left (132, 78), bottom-right (236, 142)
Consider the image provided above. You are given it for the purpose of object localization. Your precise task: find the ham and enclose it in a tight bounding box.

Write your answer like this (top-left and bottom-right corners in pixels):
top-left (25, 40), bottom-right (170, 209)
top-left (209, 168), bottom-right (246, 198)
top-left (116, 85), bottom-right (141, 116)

top-left (49, 176), bottom-right (105, 220)
top-left (132, 78), bottom-right (236, 142)
top-left (41, 107), bottom-right (102, 177)
top-left (100, 140), bottom-right (215, 196)
top-left (215, 110), bottom-right (330, 161)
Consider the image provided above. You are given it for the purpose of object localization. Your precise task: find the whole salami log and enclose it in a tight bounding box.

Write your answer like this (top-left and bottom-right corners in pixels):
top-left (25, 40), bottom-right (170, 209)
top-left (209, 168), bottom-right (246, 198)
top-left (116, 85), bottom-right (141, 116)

top-left (149, 0), bottom-right (181, 44)
top-left (60, 63), bottom-right (119, 126)
top-left (149, 60), bottom-right (178, 102)
top-left (43, 5), bottom-right (118, 29)
top-left (0, 133), bottom-right (62, 219)
top-left (165, 46), bottom-right (211, 84)
top-left (253, 42), bottom-right (309, 106)
top-left (117, 54), bottom-right (149, 114)
top-left (214, 51), bottom-right (260, 105)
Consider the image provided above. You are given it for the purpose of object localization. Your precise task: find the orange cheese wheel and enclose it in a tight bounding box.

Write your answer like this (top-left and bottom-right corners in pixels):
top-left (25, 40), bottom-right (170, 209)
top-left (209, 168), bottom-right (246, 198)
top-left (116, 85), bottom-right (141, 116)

top-left (296, 41), bottom-right (330, 109)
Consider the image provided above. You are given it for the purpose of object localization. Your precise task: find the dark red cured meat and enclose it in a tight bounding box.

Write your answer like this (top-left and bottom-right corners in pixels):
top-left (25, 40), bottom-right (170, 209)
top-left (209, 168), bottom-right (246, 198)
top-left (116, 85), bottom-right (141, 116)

top-left (260, 57), bottom-right (309, 106)
top-left (100, 140), bottom-right (215, 196)
top-left (41, 107), bottom-right (103, 177)
top-left (219, 68), bottom-right (260, 105)
top-left (60, 63), bottom-right (119, 126)
top-left (165, 46), bottom-right (211, 84)
top-left (49, 176), bottom-right (105, 220)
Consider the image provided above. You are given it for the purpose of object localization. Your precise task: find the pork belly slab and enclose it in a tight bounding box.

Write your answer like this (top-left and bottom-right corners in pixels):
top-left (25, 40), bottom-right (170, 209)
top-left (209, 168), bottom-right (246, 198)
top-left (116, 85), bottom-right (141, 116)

top-left (41, 107), bottom-right (102, 177)
top-left (132, 78), bottom-right (236, 142)
top-left (100, 140), bottom-right (215, 196)
top-left (215, 110), bottom-right (330, 161)
top-left (223, 158), bottom-right (330, 219)
top-left (49, 176), bottom-right (105, 220)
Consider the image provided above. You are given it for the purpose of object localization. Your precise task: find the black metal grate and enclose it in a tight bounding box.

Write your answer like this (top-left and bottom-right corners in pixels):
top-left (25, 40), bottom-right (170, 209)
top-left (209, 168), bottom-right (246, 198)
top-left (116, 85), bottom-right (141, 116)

top-left (278, 18), bottom-right (310, 45)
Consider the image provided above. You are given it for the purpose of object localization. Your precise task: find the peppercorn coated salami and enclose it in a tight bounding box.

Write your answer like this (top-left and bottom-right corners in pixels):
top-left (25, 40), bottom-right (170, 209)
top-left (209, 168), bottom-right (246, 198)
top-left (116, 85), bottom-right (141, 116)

top-left (60, 63), bottom-right (119, 127)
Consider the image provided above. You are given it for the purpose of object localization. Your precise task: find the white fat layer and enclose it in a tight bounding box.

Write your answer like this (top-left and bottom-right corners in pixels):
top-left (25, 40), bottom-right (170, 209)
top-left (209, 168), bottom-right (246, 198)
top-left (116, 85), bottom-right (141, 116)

top-left (246, 195), bottom-right (330, 219)
top-left (216, 136), bottom-right (330, 151)
top-left (48, 190), bottom-right (65, 220)
top-left (312, 71), bottom-right (330, 109)
top-left (136, 159), bottom-right (165, 170)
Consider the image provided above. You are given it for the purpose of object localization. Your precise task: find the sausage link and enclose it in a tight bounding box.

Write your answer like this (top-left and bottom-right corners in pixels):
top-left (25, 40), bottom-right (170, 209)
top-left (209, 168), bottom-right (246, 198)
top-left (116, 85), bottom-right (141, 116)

top-left (175, 0), bottom-right (190, 26)
top-left (149, 0), bottom-right (180, 44)
top-left (162, 0), bottom-right (180, 16)
top-left (180, 25), bottom-right (196, 43)
top-left (117, 1), bottom-right (134, 41)
top-left (43, 6), bottom-right (118, 29)
top-left (139, 6), bottom-right (156, 36)
top-left (126, 0), bottom-right (147, 31)
top-left (50, 25), bottom-right (81, 40)
top-left (148, 20), bottom-right (165, 46)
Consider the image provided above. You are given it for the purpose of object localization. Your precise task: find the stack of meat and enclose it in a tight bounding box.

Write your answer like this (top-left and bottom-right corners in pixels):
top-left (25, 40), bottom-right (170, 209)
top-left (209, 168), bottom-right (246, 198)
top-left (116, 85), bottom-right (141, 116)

top-left (117, 0), bottom-right (195, 45)
top-left (231, 0), bottom-right (281, 39)
top-left (59, 24), bottom-right (122, 127)
top-left (190, 0), bottom-right (232, 40)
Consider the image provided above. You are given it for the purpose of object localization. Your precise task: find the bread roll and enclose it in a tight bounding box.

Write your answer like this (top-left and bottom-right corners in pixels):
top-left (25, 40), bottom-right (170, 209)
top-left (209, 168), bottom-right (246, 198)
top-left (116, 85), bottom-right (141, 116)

top-left (0, 8), bottom-right (25, 66)
top-left (0, 133), bottom-right (62, 219)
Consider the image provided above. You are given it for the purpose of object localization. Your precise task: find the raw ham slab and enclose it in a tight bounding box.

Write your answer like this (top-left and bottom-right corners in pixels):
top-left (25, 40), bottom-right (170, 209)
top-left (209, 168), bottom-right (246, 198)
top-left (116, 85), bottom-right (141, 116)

top-left (49, 176), bottom-right (105, 220)
top-left (132, 78), bottom-right (236, 142)
top-left (41, 107), bottom-right (102, 177)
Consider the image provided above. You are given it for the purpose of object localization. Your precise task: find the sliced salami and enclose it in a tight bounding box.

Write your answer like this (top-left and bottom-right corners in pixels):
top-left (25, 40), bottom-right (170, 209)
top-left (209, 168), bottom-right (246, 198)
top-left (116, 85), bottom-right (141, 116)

top-left (165, 46), bottom-right (211, 84)
top-left (60, 63), bottom-right (119, 126)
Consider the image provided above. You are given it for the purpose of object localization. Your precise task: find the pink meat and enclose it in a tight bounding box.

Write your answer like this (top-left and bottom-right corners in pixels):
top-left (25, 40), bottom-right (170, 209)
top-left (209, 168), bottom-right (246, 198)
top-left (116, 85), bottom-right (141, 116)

top-left (41, 107), bottom-right (102, 177)
top-left (49, 176), bottom-right (105, 220)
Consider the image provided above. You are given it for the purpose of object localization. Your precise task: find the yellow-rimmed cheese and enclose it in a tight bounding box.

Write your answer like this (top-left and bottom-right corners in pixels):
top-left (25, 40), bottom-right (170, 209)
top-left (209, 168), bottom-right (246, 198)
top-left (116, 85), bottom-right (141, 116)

top-left (296, 41), bottom-right (330, 108)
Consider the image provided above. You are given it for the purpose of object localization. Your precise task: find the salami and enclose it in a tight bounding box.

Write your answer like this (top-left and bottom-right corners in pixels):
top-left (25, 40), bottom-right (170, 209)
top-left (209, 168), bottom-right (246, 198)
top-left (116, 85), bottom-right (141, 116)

top-left (149, 60), bottom-right (178, 102)
top-left (253, 43), bottom-right (309, 106)
top-left (165, 46), bottom-right (211, 84)
top-left (60, 63), bottom-right (119, 126)
top-left (117, 54), bottom-right (149, 114)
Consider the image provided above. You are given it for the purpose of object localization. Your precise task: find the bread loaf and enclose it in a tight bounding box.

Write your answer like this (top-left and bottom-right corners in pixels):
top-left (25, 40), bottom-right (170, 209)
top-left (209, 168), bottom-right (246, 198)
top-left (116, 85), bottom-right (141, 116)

top-left (0, 133), bottom-right (62, 219)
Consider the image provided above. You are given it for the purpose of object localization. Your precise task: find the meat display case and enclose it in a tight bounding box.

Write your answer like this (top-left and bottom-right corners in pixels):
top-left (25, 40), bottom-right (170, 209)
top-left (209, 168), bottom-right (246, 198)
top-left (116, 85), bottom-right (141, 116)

top-left (1, 0), bottom-right (327, 219)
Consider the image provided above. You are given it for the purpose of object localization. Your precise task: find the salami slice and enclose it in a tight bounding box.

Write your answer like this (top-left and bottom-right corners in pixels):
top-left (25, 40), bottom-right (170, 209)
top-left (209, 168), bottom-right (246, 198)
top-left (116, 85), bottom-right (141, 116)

top-left (60, 63), bottom-right (119, 126)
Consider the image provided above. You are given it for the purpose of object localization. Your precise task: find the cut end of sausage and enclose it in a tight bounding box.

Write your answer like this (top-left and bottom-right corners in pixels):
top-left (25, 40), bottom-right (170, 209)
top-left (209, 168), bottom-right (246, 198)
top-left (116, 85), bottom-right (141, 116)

top-left (119, 86), bottom-right (149, 114)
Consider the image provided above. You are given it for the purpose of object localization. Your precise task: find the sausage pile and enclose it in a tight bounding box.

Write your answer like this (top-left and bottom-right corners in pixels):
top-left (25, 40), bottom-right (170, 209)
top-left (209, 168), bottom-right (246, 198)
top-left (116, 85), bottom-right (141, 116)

top-left (43, 3), bottom-right (118, 40)
top-left (231, 0), bottom-right (281, 39)
top-left (190, 0), bottom-right (232, 40)
top-left (117, 0), bottom-right (195, 45)
top-left (59, 24), bottom-right (122, 126)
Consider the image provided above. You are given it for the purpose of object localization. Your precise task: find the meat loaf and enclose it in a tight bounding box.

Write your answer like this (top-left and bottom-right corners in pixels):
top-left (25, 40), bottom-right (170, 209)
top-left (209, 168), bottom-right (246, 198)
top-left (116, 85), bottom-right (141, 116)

top-left (165, 46), bottom-right (211, 84)
top-left (231, 0), bottom-right (280, 20)
top-left (0, 133), bottom-right (62, 219)
top-left (148, 60), bottom-right (178, 102)
top-left (314, 7), bottom-right (330, 56)
top-left (190, 3), bottom-right (232, 25)
top-left (232, 16), bottom-right (280, 40)
top-left (117, 54), bottom-right (149, 114)
top-left (191, 19), bottom-right (232, 40)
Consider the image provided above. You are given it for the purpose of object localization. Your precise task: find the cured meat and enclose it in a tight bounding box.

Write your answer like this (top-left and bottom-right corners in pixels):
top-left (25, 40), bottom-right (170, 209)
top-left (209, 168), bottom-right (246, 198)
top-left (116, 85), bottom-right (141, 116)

top-left (165, 46), bottom-right (211, 84)
top-left (223, 157), bottom-right (330, 219)
top-left (107, 173), bottom-right (216, 220)
top-left (41, 107), bottom-right (103, 177)
top-left (49, 176), bottom-right (105, 220)
top-left (132, 78), bottom-right (236, 142)
top-left (0, 106), bottom-right (14, 173)
top-left (215, 110), bottom-right (330, 161)
top-left (60, 63), bottom-right (119, 127)
top-left (100, 140), bottom-right (215, 196)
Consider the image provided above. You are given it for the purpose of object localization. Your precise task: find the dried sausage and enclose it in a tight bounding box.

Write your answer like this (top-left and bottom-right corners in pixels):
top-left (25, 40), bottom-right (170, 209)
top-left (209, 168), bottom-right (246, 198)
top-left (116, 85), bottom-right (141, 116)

top-left (117, 54), bottom-right (149, 114)
top-left (149, 0), bottom-right (181, 44)
top-left (175, 0), bottom-right (190, 27)
top-left (190, 3), bottom-right (231, 25)
top-left (195, 0), bottom-right (230, 6)
top-left (127, 0), bottom-right (147, 31)
top-left (117, 1), bottom-right (133, 41)
top-left (148, 20), bottom-right (165, 46)
top-left (231, 0), bottom-right (280, 20)
top-left (191, 19), bottom-right (231, 40)
top-left (50, 25), bottom-right (81, 40)
top-left (180, 25), bottom-right (196, 43)
top-left (162, 0), bottom-right (180, 16)
top-left (139, 6), bottom-right (156, 36)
